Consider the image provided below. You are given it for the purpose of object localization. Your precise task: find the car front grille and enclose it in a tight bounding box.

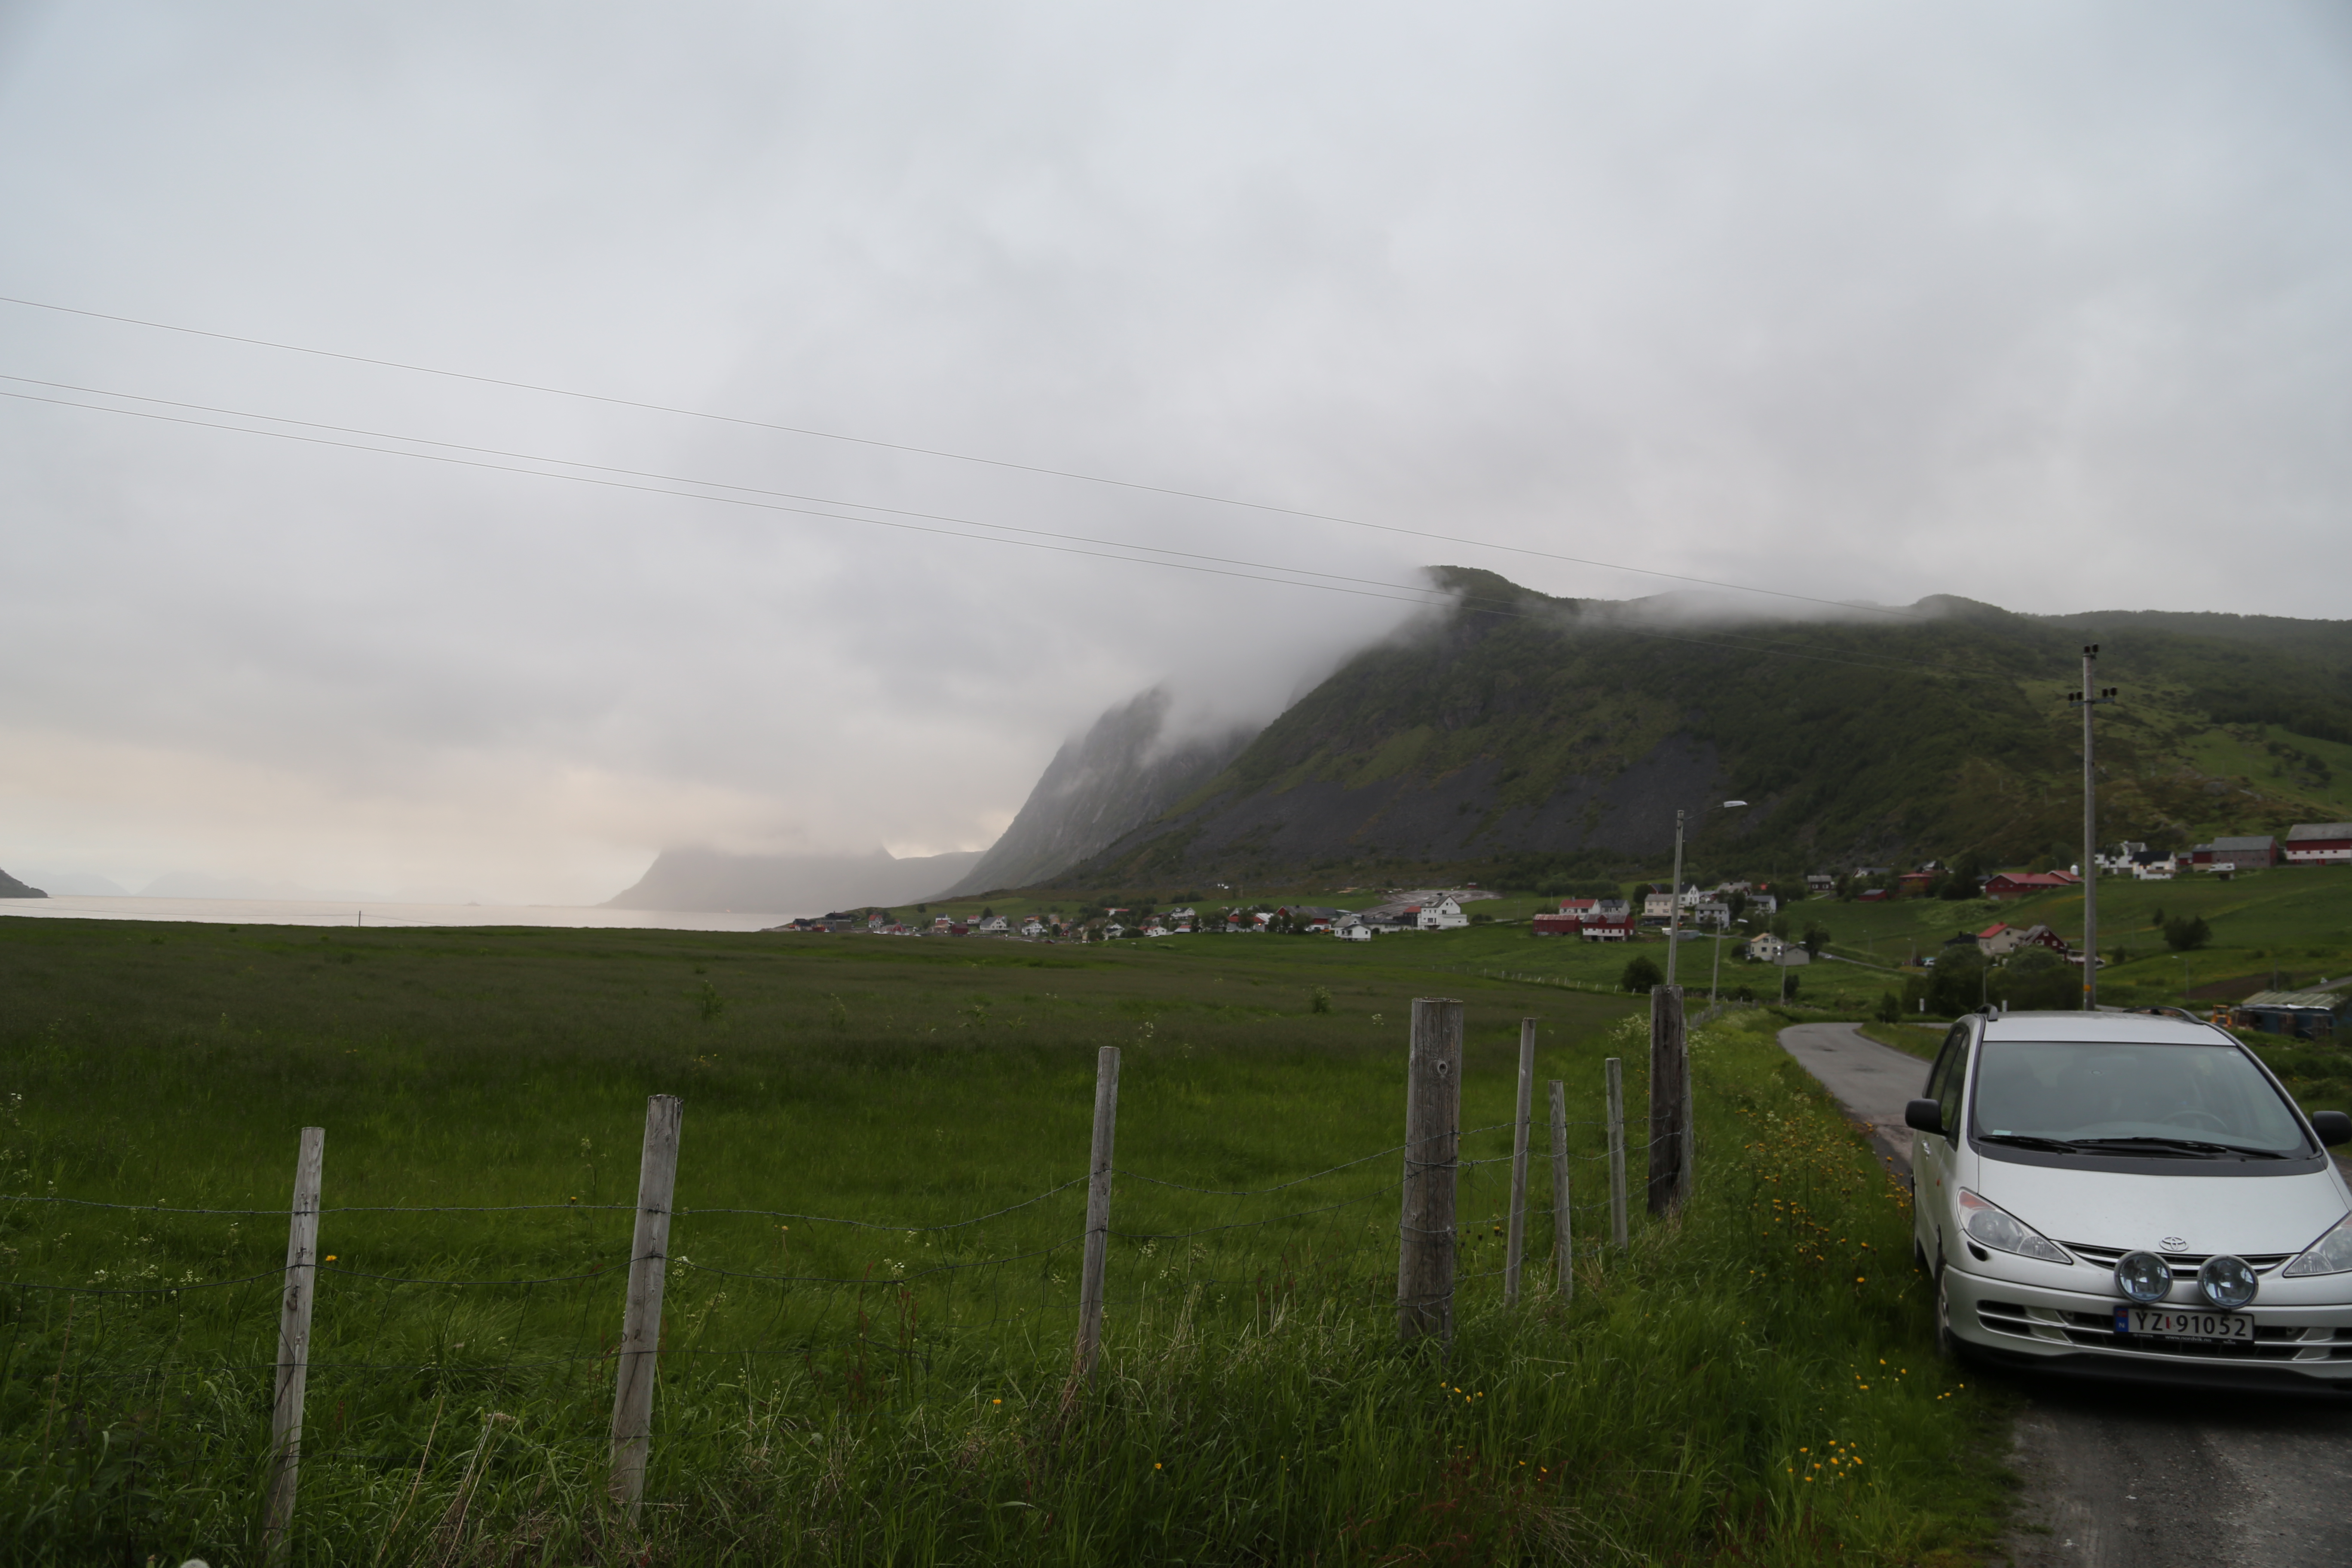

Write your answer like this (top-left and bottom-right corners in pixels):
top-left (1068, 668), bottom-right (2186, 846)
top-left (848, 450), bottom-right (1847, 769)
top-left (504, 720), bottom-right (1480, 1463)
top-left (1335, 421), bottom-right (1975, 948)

top-left (1975, 1298), bottom-right (2352, 1361)
top-left (2059, 1241), bottom-right (2295, 1277)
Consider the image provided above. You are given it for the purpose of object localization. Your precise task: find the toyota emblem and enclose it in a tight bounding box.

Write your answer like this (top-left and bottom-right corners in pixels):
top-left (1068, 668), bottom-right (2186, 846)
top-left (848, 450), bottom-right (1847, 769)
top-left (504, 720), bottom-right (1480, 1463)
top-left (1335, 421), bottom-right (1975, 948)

top-left (2161, 1236), bottom-right (2186, 1250)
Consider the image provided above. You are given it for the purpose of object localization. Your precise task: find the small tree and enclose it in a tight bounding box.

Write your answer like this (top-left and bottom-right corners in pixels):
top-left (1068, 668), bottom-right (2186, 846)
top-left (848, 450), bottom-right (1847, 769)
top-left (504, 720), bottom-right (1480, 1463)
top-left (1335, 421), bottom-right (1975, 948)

top-left (1995, 946), bottom-right (2078, 1010)
top-left (1309, 986), bottom-right (1333, 1014)
top-left (2162, 914), bottom-right (2212, 952)
top-left (1876, 990), bottom-right (1902, 1023)
top-left (1620, 953), bottom-right (1665, 992)
top-left (1801, 922), bottom-right (1831, 957)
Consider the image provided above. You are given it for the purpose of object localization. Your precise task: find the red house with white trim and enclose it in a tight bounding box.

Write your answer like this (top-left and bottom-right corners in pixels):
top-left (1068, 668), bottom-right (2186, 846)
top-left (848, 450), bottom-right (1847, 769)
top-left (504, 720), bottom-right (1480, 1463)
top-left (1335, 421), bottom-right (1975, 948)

top-left (2285, 824), bottom-right (2352, 865)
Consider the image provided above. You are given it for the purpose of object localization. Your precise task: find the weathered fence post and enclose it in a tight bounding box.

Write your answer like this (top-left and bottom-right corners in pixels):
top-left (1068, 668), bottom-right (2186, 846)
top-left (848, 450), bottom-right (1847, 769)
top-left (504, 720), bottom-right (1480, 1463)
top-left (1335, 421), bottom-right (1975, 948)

top-left (262, 1126), bottom-right (325, 1562)
top-left (1504, 1018), bottom-right (1535, 1305)
top-left (1604, 1057), bottom-right (1628, 1249)
top-left (1647, 985), bottom-right (1689, 1216)
top-left (609, 1094), bottom-right (683, 1522)
top-left (1396, 997), bottom-right (1463, 1345)
top-left (1072, 1044), bottom-right (1121, 1383)
top-left (1547, 1080), bottom-right (1573, 1300)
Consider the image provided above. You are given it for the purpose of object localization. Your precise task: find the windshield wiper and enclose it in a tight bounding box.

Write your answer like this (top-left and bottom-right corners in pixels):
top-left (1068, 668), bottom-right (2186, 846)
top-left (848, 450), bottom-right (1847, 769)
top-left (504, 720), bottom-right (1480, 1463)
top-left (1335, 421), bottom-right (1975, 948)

top-left (2068, 1136), bottom-right (2289, 1160)
top-left (1975, 1133), bottom-right (2082, 1154)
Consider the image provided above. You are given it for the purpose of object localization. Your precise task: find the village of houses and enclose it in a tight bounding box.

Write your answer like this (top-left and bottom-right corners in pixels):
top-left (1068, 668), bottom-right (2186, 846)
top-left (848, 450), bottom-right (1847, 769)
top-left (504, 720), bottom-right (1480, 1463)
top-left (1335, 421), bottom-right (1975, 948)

top-left (770, 820), bottom-right (2352, 965)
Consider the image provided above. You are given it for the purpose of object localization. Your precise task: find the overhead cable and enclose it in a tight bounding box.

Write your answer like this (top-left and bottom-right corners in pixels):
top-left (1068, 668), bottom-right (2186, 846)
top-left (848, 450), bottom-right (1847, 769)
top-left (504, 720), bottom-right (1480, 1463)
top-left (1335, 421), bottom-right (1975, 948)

top-left (0, 291), bottom-right (1923, 619)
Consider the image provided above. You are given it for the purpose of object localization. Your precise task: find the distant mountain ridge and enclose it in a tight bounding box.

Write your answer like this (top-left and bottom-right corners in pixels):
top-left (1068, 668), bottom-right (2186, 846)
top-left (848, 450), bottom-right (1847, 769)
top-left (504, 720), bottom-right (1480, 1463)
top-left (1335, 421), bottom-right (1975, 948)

top-left (603, 846), bottom-right (983, 915)
top-left (0, 867), bottom-right (45, 899)
top-left (941, 688), bottom-right (1258, 897)
top-left (1017, 570), bottom-right (2352, 889)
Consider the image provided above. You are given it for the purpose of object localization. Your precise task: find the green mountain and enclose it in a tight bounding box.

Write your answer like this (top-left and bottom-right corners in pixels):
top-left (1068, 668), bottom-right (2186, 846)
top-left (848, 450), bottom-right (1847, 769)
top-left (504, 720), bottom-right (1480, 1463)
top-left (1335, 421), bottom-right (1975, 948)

top-left (1027, 570), bottom-right (2352, 891)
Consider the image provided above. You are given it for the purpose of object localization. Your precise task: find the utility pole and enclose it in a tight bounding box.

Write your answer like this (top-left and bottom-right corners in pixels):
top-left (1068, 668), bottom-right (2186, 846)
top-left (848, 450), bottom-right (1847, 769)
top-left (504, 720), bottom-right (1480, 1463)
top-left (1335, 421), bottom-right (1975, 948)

top-left (1664, 799), bottom-right (1747, 987)
top-left (2067, 646), bottom-right (2119, 1011)
top-left (1665, 809), bottom-right (1687, 986)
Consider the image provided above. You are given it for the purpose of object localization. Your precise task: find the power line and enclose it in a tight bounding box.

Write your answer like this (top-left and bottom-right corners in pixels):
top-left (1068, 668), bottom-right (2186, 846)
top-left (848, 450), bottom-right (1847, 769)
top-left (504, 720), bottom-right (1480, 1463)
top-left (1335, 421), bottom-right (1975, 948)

top-left (0, 383), bottom-right (1994, 682)
top-left (0, 291), bottom-right (1923, 620)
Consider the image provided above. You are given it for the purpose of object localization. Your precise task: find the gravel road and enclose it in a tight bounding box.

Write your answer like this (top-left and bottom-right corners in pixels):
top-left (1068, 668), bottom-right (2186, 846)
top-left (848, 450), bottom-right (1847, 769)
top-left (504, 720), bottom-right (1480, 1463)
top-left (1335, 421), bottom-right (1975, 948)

top-left (1777, 1020), bottom-right (2352, 1568)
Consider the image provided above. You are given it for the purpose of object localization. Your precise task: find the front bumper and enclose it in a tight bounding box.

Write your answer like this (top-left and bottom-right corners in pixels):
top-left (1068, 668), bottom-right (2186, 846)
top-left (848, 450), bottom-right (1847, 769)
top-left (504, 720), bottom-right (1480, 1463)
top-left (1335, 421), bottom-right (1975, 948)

top-left (1942, 1262), bottom-right (2352, 1389)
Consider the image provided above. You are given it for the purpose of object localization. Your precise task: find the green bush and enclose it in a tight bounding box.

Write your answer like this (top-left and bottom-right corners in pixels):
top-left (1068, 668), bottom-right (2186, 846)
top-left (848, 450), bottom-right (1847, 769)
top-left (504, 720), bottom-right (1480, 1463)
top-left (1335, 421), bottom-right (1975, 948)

top-left (1620, 953), bottom-right (1665, 992)
top-left (2163, 914), bottom-right (2212, 952)
top-left (1994, 946), bottom-right (2079, 1011)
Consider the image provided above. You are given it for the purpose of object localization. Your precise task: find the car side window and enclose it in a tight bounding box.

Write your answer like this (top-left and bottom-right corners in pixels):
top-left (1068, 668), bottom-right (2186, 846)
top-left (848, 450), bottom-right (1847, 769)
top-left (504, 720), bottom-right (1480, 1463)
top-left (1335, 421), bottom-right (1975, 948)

top-left (1928, 1023), bottom-right (1971, 1134)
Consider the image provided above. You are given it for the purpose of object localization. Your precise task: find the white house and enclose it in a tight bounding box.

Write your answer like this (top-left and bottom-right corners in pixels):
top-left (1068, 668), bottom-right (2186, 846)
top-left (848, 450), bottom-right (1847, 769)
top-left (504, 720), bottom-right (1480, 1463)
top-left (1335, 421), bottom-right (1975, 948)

top-left (977, 914), bottom-right (1010, 934)
top-left (1747, 933), bottom-right (1810, 965)
top-left (1020, 919), bottom-right (1047, 938)
top-left (1642, 892), bottom-right (1677, 924)
top-left (1417, 895), bottom-right (1468, 930)
top-left (1747, 893), bottom-right (1779, 916)
top-left (1690, 899), bottom-right (1732, 929)
top-left (1338, 923), bottom-right (1373, 942)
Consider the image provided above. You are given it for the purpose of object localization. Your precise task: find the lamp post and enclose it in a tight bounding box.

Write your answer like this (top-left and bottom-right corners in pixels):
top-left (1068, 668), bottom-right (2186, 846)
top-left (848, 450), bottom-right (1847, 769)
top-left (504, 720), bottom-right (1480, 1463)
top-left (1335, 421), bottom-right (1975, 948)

top-left (1665, 800), bottom-right (1749, 987)
top-left (2067, 647), bottom-right (2119, 1010)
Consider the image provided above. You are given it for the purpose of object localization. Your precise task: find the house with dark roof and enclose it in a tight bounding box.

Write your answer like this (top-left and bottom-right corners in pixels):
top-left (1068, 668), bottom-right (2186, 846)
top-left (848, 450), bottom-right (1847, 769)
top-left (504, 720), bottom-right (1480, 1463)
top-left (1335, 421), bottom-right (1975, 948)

top-left (2190, 835), bottom-right (2278, 869)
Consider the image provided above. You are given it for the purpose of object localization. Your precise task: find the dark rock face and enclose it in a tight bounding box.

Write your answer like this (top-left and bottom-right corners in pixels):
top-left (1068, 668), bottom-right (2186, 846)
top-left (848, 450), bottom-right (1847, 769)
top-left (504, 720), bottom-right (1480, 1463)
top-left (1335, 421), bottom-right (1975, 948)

top-left (603, 846), bottom-right (982, 914)
top-left (0, 867), bottom-right (46, 899)
top-left (941, 688), bottom-right (1259, 896)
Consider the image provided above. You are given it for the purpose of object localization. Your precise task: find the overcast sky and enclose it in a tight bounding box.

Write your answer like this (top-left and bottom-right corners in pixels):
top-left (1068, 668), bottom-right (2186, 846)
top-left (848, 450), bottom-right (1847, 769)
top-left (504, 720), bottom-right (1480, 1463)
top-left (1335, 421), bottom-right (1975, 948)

top-left (2, 1), bottom-right (2347, 902)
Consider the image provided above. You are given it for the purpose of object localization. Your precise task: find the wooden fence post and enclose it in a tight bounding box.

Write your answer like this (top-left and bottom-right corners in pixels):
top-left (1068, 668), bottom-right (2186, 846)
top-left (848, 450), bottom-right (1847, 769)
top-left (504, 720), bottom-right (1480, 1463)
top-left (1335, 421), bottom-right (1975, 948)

top-left (609, 1094), bottom-right (683, 1522)
top-left (1396, 997), bottom-right (1463, 1345)
top-left (262, 1126), bottom-right (325, 1562)
top-left (1504, 1018), bottom-right (1535, 1306)
top-left (1547, 1081), bottom-right (1572, 1301)
top-left (1646, 985), bottom-right (1688, 1216)
top-left (1604, 1057), bottom-right (1628, 1249)
top-left (1072, 1045), bottom-right (1120, 1383)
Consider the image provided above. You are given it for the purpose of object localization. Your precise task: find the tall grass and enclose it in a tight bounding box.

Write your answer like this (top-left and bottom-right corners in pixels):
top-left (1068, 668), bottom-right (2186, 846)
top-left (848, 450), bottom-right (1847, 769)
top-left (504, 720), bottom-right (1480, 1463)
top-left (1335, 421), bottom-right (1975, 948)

top-left (0, 919), bottom-right (2009, 1563)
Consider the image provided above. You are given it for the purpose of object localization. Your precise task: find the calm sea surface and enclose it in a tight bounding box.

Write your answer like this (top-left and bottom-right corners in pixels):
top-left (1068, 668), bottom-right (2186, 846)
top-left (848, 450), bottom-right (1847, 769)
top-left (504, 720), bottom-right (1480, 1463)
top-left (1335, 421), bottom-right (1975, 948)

top-left (0, 895), bottom-right (793, 931)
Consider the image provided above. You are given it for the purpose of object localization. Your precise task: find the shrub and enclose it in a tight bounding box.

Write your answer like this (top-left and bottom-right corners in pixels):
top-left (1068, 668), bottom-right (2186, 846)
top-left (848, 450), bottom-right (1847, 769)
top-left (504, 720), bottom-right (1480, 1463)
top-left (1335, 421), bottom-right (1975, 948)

top-left (1876, 990), bottom-right (1902, 1023)
top-left (1995, 946), bottom-right (2079, 1010)
top-left (2163, 914), bottom-right (2212, 952)
top-left (1620, 953), bottom-right (1665, 992)
top-left (1309, 986), bottom-right (1332, 1014)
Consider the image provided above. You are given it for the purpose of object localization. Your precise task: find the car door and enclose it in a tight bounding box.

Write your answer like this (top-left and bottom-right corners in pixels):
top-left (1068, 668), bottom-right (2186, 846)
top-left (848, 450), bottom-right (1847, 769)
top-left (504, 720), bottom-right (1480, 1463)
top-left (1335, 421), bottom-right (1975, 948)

top-left (1913, 1021), bottom-right (1973, 1264)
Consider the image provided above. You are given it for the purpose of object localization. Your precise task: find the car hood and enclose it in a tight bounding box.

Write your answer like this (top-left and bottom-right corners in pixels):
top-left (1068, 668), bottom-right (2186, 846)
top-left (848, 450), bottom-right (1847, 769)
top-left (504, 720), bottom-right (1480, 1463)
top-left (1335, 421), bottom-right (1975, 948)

top-left (1972, 1158), bottom-right (2346, 1256)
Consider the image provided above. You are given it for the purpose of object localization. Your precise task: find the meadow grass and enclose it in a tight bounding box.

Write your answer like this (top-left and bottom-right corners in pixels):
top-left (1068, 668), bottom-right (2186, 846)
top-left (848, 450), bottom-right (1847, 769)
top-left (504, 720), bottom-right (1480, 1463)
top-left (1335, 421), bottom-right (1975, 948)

top-left (0, 918), bottom-right (2011, 1564)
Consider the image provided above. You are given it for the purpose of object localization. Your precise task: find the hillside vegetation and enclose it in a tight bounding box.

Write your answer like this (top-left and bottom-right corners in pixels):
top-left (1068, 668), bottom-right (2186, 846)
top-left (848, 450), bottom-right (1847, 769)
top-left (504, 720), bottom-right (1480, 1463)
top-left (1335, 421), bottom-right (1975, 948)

top-left (1040, 572), bottom-right (2352, 892)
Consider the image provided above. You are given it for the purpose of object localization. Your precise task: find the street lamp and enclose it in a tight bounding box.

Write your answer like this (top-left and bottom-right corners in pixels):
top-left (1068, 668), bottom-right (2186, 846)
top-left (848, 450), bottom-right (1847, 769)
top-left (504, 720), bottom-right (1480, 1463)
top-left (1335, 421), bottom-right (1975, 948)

top-left (1665, 800), bottom-right (1749, 988)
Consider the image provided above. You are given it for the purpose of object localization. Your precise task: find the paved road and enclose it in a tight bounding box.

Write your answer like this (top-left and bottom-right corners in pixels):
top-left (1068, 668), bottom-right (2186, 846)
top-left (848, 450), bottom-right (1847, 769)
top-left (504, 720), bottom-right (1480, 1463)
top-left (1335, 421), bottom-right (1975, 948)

top-left (1778, 1022), bottom-right (2352, 1568)
top-left (1777, 1019), bottom-right (1935, 1172)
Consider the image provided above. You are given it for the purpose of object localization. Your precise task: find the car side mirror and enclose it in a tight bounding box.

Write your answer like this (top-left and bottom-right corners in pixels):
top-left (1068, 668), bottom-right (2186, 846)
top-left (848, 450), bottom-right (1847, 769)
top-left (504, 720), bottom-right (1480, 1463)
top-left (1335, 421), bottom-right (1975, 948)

top-left (2311, 1111), bottom-right (2352, 1147)
top-left (1904, 1099), bottom-right (1945, 1135)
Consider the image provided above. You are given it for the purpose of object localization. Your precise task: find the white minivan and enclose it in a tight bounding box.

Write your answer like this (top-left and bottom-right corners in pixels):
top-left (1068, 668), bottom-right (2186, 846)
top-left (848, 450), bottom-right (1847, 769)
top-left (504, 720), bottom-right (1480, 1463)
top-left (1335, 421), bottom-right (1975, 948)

top-left (1908, 1009), bottom-right (2352, 1391)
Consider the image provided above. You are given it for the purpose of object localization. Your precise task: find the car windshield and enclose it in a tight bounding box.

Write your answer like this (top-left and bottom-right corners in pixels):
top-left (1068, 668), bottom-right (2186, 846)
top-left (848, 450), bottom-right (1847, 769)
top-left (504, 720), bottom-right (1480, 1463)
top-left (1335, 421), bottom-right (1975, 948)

top-left (1972, 1038), bottom-right (2307, 1157)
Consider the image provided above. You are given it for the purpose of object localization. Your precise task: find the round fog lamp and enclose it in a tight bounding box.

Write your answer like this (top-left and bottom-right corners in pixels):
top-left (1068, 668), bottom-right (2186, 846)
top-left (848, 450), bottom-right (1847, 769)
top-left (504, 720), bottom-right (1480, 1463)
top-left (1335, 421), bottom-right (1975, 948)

top-left (2198, 1254), bottom-right (2258, 1309)
top-left (2115, 1250), bottom-right (2172, 1304)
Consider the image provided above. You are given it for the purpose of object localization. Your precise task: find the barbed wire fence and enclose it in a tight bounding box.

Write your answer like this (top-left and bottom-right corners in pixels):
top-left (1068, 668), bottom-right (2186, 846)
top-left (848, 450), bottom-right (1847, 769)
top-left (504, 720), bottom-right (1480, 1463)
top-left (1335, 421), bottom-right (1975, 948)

top-left (0, 994), bottom-right (1692, 1551)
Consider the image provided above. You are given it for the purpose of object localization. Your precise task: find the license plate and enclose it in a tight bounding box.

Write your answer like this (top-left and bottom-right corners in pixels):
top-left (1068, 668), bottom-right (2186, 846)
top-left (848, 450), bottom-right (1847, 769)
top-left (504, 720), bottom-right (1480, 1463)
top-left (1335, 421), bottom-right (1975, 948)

top-left (2113, 1306), bottom-right (2254, 1341)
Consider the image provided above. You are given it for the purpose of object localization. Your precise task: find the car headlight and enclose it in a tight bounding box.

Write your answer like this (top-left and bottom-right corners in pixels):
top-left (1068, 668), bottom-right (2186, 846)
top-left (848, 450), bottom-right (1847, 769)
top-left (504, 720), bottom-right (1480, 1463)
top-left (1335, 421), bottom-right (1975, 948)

top-left (2198, 1254), bottom-right (2258, 1309)
top-left (1958, 1188), bottom-right (2071, 1265)
top-left (2281, 1212), bottom-right (2352, 1278)
top-left (2115, 1250), bottom-right (2172, 1303)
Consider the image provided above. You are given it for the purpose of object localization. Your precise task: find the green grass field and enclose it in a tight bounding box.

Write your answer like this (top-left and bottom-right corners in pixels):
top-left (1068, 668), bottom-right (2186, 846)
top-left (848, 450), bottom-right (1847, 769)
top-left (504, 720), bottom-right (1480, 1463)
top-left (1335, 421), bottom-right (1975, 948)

top-left (2, 916), bottom-right (2017, 1564)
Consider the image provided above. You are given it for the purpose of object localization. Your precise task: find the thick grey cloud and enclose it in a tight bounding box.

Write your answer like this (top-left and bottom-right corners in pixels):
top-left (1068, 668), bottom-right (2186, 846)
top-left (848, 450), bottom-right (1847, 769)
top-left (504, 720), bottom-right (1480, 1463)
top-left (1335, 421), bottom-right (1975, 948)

top-left (1, 1), bottom-right (2346, 900)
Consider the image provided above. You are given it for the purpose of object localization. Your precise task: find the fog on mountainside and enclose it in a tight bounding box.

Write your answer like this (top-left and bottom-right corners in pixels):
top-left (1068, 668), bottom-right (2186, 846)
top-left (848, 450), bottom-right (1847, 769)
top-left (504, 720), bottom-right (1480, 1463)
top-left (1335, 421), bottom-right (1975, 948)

top-left (603, 845), bottom-right (983, 915)
top-left (1029, 570), bottom-right (2352, 891)
top-left (941, 689), bottom-right (1260, 897)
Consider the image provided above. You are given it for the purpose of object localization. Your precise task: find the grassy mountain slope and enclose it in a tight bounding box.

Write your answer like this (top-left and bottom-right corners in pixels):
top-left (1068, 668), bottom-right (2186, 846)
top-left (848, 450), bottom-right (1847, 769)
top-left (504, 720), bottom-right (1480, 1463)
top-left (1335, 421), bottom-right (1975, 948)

top-left (1051, 571), bottom-right (2352, 888)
